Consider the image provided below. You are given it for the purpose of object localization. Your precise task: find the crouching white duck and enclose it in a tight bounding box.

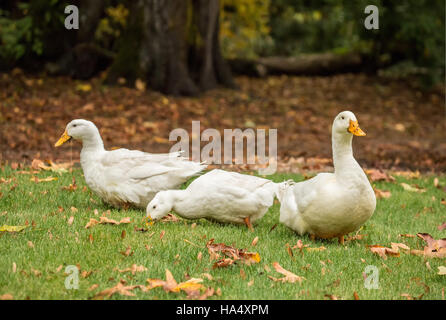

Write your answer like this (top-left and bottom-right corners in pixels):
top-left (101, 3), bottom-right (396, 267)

top-left (146, 169), bottom-right (284, 230)
top-left (55, 119), bottom-right (206, 209)
top-left (278, 111), bottom-right (376, 244)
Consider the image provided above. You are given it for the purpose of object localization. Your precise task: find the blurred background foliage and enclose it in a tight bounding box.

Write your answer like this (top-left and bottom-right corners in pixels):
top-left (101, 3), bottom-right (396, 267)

top-left (0, 0), bottom-right (444, 86)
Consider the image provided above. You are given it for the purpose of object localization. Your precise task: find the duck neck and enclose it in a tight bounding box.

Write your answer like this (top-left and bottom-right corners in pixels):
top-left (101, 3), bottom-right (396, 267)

top-left (332, 133), bottom-right (359, 178)
top-left (81, 131), bottom-right (105, 152)
top-left (169, 190), bottom-right (189, 214)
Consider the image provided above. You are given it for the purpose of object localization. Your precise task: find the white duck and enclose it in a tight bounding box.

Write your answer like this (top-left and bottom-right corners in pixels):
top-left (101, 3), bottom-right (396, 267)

top-left (55, 119), bottom-right (206, 209)
top-left (278, 111), bottom-right (376, 244)
top-left (146, 169), bottom-right (283, 229)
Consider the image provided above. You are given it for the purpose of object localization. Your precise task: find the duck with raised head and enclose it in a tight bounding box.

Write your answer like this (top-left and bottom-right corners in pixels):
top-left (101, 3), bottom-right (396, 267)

top-left (278, 111), bottom-right (376, 244)
top-left (55, 119), bottom-right (206, 209)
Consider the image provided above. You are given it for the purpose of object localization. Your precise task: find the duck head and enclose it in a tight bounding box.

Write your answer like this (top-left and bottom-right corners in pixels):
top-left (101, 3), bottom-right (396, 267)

top-left (54, 119), bottom-right (101, 147)
top-left (146, 191), bottom-right (174, 221)
top-left (332, 111), bottom-right (366, 137)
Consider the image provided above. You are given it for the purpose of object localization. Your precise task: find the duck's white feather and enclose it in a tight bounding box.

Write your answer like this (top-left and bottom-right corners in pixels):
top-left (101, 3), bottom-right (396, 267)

top-left (59, 119), bottom-right (206, 209)
top-left (279, 111), bottom-right (376, 239)
top-left (147, 169), bottom-right (284, 224)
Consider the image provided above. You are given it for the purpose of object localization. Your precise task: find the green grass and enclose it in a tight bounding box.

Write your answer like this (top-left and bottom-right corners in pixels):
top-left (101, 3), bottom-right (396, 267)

top-left (0, 165), bottom-right (445, 300)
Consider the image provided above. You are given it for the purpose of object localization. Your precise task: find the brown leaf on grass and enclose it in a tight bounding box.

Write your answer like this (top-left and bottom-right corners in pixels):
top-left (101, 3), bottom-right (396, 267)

top-left (120, 246), bottom-right (133, 257)
top-left (27, 241), bottom-right (34, 248)
top-left (206, 239), bottom-right (260, 268)
top-left (146, 269), bottom-right (207, 299)
top-left (353, 292), bottom-right (360, 300)
top-left (417, 233), bottom-right (446, 251)
top-left (67, 216), bottom-right (74, 226)
top-left (84, 216), bottom-right (131, 229)
top-left (32, 159), bottom-right (72, 174)
top-left (399, 234), bottom-right (416, 238)
top-left (251, 236), bottom-right (259, 246)
top-left (365, 169), bottom-right (395, 182)
top-left (324, 294), bottom-right (340, 300)
top-left (374, 188), bottom-right (392, 199)
top-left (392, 171), bottom-right (420, 179)
top-left (121, 230), bottom-right (126, 239)
top-left (268, 262), bottom-right (305, 284)
top-left (369, 245), bottom-right (400, 260)
top-left (401, 183), bottom-right (426, 193)
top-left (213, 258), bottom-right (234, 269)
top-left (62, 176), bottom-right (77, 192)
top-left (0, 294), bottom-right (13, 300)
top-left (88, 284), bottom-right (99, 291)
top-left (160, 214), bottom-right (180, 223)
top-left (160, 230), bottom-right (165, 240)
top-left (438, 266), bottom-right (446, 275)
top-left (437, 222), bottom-right (446, 231)
top-left (93, 280), bottom-right (147, 299)
top-left (345, 234), bottom-right (367, 242)
top-left (116, 264), bottom-right (148, 275)
top-left (30, 176), bottom-right (58, 183)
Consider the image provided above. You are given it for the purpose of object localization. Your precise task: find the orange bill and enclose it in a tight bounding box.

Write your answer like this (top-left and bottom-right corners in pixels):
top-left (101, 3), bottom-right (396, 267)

top-left (348, 120), bottom-right (366, 136)
top-left (54, 130), bottom-right (72, 147)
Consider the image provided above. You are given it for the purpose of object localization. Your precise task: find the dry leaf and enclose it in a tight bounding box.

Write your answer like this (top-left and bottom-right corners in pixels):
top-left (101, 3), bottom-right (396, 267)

top-left (0, 225), bottom-right (27, 233)
top-left (365, 169), bottom-right (395, 182)
top-left (93, 280), bottom-right (147, 299)
top-left (369, 245), bottom-right (400, 259)
top-left (437, 222), bottom-right (446, 231)
top-left (251, 236), bottom-right (259, 246)
top-left (374, 188), bottom-right (392, 199)
top-left (268, 262), bottom-right (305, 284)
top-left (401, 183), bottom-right (426, 193)
top-left (438, 266), bottom-right (446, 275)
top-left (67, 216), bottom-right (74, 226)
top-left (116, 264), bottom-right (148, 275)
top-left (85, 216), bottom-right (131, 228)
top-left (0, 294), bottom-right (13, 300)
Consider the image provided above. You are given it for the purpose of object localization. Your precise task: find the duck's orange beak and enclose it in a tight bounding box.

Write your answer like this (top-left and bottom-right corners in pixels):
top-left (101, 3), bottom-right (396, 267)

top-left (54, 130), bottom-right (72, 147)
top-left (348, 120), bottom-right (366, 136)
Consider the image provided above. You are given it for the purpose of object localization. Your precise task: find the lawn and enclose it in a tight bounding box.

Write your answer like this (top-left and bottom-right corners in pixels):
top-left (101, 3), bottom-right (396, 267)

top-left (0, 165), bottom-right (445, 300)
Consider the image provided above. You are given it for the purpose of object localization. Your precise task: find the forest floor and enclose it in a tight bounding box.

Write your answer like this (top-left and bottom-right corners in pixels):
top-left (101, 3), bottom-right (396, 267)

top-left (0, 71), bottom-right (445, 172)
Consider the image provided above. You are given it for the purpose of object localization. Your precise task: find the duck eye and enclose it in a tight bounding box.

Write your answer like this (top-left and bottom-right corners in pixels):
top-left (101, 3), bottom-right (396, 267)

top-left (341, 116), bottom-right (345, 120)
top-left (73, 124), bottom-right (77, 127)
top-left (153, 205), bottom-right (157, 209)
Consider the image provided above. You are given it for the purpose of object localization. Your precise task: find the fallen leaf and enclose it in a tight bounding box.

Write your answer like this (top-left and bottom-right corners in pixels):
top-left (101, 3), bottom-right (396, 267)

top-left (0, 225), bottom-right (27, 233)
top-left (369, 245), bottom-right (400, 259)
top-left (27, 241), bottom-right (34, 248)
top-left (93, 280), bottom-right (147, 299)
top-left (438, 222), bottom-right (446, 231)
top-left (67, 216), bottom-right (74, 226)
top-left (374, 188), bottom-right (392, 199)
top-left (84, 216), bottom-right (131, 228)
top-left (268, 262), bottom-right (305, 284)
top-left (0, 294), bottom-right (13, 300)
top-left (251, 236), bottom-right (259, 246)
top-left (30, 176), bottom-right (58, 183)
top-left (116, 264), bottom-right (148, 275)
top-left (88, 284), bottom-right (99, 291)
top-left (160, 214), bottom-right (180, 222)
top-left (401, 183), bottom-right (426, 193)
top-left (438, 266), bottom-right (446, 275)
top-left (365, 169), bottom-right (395, 182)
top-left (206, 239), bottom-right (260, 268)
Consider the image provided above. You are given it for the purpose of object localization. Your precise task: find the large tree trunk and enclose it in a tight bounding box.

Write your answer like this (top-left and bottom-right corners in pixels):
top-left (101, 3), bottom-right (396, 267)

top-left (106, 0), bottom-right (233, 95)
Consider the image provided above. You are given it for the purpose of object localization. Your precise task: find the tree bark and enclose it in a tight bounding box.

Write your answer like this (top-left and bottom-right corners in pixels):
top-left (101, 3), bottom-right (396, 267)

top-left (106, 0), bottom-right (233, 95)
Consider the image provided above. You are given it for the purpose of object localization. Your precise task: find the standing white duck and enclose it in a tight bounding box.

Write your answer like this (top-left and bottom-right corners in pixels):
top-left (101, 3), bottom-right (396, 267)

top-left (54, 119), bottom-right (206, 209)
top-left (278, 111), bottom-right (376, 244)
top-left (146, 169), bottom-right (283, 230)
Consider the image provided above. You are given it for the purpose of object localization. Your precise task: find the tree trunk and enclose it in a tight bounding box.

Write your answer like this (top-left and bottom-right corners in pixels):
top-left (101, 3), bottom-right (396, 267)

top-left (106, 0), bottom-right (233, 95)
